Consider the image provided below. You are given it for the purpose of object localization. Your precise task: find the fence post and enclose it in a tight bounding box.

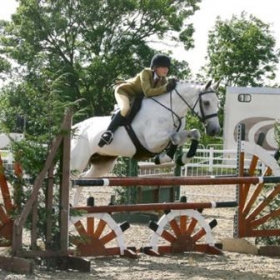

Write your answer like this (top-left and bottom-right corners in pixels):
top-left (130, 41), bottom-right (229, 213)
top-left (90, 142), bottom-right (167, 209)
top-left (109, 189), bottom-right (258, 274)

top-left (209, 147), bottom-right (214, 174)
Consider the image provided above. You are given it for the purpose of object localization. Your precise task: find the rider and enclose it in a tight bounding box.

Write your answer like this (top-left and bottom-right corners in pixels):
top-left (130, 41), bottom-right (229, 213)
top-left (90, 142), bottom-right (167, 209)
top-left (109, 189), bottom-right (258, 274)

top-left (98, 54), bottom-right (177, 147)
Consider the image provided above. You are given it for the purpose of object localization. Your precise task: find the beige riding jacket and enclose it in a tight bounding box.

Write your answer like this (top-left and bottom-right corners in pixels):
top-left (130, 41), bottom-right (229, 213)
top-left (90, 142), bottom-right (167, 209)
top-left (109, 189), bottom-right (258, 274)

top-left (116, 68), bottom-right (168, 98)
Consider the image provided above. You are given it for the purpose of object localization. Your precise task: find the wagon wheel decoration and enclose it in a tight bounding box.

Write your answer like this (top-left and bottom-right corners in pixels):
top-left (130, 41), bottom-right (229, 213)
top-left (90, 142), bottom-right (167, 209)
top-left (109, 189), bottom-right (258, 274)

top-left (236, 137), bottom-right (280, 239)
top-left (141, 209), bottom-right (222, 255)
top-left (69, 212), bottom-right (137, 258)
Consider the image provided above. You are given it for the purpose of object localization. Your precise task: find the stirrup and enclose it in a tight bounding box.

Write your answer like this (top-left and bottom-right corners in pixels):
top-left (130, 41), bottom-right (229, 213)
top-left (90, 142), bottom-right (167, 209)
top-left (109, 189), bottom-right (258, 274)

top-left (98, 131), bottom-right (114, 147)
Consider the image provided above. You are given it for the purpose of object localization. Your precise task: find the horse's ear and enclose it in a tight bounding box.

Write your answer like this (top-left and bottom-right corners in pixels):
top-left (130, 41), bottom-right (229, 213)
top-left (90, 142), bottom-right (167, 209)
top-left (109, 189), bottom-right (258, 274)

top-left (212, 79), bottom-right (222, 90)
top-left (204, 80), bottom-right (212, 90)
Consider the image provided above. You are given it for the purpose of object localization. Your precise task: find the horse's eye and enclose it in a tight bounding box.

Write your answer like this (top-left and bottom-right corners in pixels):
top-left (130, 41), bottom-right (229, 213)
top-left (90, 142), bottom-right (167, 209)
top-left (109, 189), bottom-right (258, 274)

top-left (203, 100), bottom-right (210, 106)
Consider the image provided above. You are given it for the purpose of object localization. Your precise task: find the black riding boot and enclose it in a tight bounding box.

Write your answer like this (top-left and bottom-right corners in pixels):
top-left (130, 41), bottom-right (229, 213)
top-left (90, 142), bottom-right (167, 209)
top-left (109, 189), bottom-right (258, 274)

top-left (98, 112), bottom-right (125, 147)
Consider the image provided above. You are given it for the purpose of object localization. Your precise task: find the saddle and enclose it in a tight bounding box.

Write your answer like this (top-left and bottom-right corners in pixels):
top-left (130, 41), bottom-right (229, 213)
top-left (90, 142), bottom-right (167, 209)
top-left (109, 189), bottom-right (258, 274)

top-left (113, 94), bottom-right (161, 160)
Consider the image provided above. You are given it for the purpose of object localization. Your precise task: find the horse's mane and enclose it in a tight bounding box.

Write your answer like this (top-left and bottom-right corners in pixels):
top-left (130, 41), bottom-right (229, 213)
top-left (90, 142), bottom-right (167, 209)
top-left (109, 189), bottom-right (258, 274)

top-left (177, 79), bottom-right (204, 86)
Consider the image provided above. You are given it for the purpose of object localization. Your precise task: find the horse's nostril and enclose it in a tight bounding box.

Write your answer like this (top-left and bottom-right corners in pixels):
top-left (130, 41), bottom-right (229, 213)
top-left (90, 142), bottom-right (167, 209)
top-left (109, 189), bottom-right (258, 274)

top-left (207, 126), bottom-right (220, 136)
top-left (215, 128), bottom-right (221, 136)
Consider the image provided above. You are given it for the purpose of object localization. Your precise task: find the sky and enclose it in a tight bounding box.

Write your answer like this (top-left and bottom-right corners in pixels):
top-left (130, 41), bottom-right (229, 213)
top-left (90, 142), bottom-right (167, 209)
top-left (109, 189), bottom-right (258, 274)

top-left (182, 0), bottom-right (280, 77)
top-left (1, 0), bottom-right (280, 80)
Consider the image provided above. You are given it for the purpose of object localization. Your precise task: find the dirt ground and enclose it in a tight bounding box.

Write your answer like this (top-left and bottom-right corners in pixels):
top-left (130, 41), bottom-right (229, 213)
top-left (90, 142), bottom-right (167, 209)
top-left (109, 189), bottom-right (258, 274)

top-left (1, 184), bottom-right (280, 280)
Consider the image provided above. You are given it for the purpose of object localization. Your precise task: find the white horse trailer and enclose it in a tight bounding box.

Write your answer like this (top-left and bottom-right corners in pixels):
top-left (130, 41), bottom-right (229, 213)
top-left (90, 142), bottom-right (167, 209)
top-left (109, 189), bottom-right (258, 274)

top-left (223, 86), bottom-right (280, 153)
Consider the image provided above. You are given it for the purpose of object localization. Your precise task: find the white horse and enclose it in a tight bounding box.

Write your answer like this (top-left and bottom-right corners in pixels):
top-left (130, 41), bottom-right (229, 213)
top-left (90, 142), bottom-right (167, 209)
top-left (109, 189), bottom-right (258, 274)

top-left (70, 80), bottom-right (221, 179)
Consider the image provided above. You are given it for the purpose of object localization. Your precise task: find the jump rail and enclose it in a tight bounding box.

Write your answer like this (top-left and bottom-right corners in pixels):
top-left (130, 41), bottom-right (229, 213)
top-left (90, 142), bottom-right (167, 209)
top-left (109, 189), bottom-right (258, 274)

top-left (73, 200), bottom-right (238, 213)
top-left (72, 175), bottom-right (280, 187)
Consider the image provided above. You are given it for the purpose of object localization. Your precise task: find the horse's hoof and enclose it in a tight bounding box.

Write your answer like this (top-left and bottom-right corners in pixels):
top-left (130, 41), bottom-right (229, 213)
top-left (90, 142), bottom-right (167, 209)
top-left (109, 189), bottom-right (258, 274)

top-left (175, 153), bottom-right (192, 166)
top-left (154, 155), bottom-right (161, 165)
top-left (154, 154), bottom-right (172, 165)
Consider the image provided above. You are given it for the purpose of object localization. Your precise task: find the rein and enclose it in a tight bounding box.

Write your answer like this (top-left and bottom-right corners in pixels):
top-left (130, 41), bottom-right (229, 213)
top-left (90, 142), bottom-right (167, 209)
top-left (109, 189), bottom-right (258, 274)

top-left (150, 94), bottom-right (183, 131)
top-left (150, 87), bottom-right (218, 127)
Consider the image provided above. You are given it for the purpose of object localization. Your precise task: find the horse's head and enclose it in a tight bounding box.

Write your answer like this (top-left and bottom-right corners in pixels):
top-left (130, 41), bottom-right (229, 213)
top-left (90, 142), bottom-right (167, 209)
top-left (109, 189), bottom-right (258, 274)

top-left (166, 79), bottom-right (221, 137)
top-left (196, 80), bottom-right (221, 136)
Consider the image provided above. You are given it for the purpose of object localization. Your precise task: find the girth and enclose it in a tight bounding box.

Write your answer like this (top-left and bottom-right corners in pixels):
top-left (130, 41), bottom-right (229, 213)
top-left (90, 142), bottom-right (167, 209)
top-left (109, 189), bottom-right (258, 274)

top-left (124, 124), bottom-right (159, 160)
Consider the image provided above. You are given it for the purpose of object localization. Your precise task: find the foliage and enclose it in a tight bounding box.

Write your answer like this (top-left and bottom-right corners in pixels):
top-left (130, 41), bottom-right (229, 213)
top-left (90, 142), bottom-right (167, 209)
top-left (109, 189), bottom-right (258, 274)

top-left (0, 73), bottom-right (75, 137)
top-left (2, 76), bottom-right (73, 249)
top-left (0, 0), bottom-right (199, 125)
top-left (205, 12), bottom-right (280, 88)
top-left (5, 139), bottom-right (62, 249)
top-left (112, 157), bottom-right (138, 204)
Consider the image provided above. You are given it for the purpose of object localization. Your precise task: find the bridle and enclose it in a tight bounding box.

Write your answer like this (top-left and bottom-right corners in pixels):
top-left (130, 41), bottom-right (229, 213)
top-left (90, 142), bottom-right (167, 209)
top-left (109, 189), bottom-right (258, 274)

top-left (184, 89), bottom-right (219, 123)
top-left (150, 85), bottom-right (219, 130)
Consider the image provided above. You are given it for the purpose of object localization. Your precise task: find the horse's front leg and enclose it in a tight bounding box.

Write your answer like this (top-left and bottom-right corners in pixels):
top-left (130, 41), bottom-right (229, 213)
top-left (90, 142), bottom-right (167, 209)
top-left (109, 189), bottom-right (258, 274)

top-left (175, 129), bottom-right (201, 166)
top-left (154, 143), bottom-right (177, 165)
top-left (170, 129), bottom-right (200, 146)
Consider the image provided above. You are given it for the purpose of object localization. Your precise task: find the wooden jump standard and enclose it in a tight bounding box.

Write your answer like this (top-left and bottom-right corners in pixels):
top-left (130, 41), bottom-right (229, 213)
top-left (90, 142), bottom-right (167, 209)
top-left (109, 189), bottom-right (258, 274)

top-left (70, 199), bottom-right (238, 257)
top-left (2, 110), bottom-right (280, 274)
top-left (71, 176), bottom-right (252, 258)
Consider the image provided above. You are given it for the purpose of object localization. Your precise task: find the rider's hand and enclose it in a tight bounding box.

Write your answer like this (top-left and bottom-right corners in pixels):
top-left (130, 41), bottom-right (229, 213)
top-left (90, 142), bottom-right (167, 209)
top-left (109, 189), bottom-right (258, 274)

top-left (166, 78), bottom-right (177, 92)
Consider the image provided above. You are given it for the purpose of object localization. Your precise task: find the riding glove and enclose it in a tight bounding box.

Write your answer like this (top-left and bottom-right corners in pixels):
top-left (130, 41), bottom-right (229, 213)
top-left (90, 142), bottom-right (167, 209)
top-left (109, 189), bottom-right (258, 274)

top-left (166, 78), bottom-right (177, 92)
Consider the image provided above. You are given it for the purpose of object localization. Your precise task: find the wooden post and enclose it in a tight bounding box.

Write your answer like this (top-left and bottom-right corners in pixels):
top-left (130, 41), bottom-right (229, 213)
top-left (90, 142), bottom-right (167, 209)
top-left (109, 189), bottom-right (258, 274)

top-left (12, 108), bottom-right (73, 255)
top-left (235, 123), bottom-right (245, 238)
top-left (45, 164), bottom-right (55, 250)
top-left (59, 108), bottom-right (72, 251)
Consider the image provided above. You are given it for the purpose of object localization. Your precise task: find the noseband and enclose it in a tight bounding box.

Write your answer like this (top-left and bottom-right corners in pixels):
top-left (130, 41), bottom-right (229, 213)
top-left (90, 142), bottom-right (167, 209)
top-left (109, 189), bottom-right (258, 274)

top-left (197, 90), bottom-right (219, 122)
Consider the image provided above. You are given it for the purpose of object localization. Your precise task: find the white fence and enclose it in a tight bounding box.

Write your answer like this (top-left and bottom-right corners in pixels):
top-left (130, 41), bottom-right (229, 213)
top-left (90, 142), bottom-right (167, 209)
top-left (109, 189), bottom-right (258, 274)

top-left (138, 145), bottom-right (267, 177)
top-left (0, 145), bottom-right (268, 177)
top-left (0, 149), bottom-right (14, 171)
top-left (182, 147), bottom-right (264, 176)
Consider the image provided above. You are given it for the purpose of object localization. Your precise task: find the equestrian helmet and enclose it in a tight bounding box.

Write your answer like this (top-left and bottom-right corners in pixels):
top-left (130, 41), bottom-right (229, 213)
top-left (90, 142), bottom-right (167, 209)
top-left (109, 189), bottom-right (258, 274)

top-left (150, 54), bottom-right (171, 69)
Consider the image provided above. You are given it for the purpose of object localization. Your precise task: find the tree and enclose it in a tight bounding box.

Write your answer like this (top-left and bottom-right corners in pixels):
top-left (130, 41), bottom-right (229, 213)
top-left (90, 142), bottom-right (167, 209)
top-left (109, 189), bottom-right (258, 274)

top-left (0, 0), bottom-right (199, 128)
top-left (193, 12), bottom-right (280, 137)
top-left (205, 12), bottom-right (280, 88)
